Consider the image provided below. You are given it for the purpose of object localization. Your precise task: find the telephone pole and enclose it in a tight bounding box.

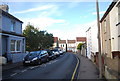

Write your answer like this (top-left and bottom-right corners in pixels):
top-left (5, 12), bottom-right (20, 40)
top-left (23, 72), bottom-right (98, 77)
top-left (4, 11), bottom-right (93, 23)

top-left (96, 0), bottom-right (102, 78)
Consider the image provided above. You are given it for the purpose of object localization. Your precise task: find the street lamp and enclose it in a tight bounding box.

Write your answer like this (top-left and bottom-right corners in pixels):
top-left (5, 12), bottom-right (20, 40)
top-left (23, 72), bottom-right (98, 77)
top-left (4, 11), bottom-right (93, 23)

top-left (96, 0), bottom-right (102, 78)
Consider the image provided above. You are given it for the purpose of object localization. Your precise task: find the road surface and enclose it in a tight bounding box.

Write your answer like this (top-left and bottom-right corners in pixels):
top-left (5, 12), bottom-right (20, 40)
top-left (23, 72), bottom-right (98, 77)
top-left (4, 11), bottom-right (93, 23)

top-left (2, 52), bottom-right (79, 80)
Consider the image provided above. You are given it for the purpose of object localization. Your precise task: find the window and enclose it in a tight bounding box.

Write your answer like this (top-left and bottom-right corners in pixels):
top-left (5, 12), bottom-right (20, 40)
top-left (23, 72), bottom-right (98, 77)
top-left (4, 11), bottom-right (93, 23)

top-left (118, 5), bottom-right (120, 21)
top-left (11, 40), bottom-right (15, 51)
top-left (10, 40), bottom-right (21, 52)
top-left (63, 45), bottom-right (64, 47)
top-left (17, 40), bottom-right (21, 51)
top-left (104, 20), bottom-right (107, 33)
top-left (11, 21), bottom-right (15, 32)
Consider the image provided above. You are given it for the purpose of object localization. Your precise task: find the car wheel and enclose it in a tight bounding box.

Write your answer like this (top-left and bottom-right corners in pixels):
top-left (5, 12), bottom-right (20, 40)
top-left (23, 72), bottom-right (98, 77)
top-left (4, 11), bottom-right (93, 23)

top-left (23, 63), bottom-right (28, 66)
top-left (38, 60), bottom-right (42, 65)
top-left (46, 58), bottom-right (49, 62)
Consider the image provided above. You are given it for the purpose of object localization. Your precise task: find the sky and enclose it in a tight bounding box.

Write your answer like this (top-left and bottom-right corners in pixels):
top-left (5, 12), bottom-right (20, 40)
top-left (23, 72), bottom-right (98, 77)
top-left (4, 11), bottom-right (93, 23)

top-left (1, 0), bottom-right (112, 40)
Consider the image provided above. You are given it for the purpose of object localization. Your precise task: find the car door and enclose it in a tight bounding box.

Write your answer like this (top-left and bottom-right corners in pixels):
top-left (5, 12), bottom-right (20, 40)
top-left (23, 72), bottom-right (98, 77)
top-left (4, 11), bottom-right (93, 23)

top-left (44, 51), bottom-right (48, 61)
top-left (40, 51), bottom-right (45, 62)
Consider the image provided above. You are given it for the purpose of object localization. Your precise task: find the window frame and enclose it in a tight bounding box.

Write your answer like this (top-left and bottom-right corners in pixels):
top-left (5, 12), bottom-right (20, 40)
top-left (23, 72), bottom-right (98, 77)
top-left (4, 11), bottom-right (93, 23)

top-left (11, 20), bottom-right (16, 32)
top-left (10, 40), bottom-right (21, 53)
top-left (10, 40), bottom-right (16, 52)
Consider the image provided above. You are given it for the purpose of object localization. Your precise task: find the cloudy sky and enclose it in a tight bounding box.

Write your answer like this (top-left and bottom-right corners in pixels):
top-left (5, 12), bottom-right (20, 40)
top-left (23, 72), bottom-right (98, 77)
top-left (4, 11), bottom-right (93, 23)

top-left (1, 0), bottom-right (112, 39)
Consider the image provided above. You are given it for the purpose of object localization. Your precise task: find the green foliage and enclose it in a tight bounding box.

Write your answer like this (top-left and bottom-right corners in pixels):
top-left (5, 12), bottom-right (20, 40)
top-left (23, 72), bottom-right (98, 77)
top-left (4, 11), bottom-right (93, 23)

top-left (77, 43), bottom-right (83, 50)
top-left (23, 24), bottom-right (54, 52)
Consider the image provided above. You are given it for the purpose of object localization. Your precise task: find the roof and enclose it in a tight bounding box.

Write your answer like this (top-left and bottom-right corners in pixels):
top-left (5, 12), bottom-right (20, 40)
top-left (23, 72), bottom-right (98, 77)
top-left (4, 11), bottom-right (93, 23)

top-left (67, 40), bottom-right (76, 43)
top-left (76, 37), bottom-right (86, 42)
top-left (59, 40), bottom-right (66, 44)
top-left (100, 0), bottom-right (118, 22)
top-left (0, 9), bottom-right (23, 23)
top-left (54, 37), bottom-right (58, 43)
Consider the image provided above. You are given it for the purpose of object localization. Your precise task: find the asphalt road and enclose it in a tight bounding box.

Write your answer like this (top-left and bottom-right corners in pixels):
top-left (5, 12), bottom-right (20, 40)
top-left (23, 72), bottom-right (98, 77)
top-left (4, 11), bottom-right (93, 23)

top-left (2, 52), bottom-right (79, 80)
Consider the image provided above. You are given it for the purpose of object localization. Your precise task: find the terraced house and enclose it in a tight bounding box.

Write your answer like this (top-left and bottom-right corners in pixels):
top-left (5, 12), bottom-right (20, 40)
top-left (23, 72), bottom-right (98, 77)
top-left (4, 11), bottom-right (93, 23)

top-left (100, 0), bottom-right (120, 79)
top-left (0, 5), bottom-right (26, 63)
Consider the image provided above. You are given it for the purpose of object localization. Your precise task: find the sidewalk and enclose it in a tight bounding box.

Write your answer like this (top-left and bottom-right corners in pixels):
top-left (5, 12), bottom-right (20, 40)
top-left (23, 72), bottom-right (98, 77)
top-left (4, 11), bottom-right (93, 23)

top-left (2, 61), bottom-right (23, 71)
top-left (76, 54), bottom-right (100, 79)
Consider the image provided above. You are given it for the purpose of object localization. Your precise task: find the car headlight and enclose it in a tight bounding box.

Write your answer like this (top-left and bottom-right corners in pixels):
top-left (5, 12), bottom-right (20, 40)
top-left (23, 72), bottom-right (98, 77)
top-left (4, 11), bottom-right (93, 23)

top-left (32, 57), bottom-right (38, 61)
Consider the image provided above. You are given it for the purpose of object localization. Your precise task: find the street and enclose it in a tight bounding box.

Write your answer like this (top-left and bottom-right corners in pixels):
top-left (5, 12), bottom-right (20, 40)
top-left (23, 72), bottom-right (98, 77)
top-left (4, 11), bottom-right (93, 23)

top-left (2, 53), bottom-right (79, 80)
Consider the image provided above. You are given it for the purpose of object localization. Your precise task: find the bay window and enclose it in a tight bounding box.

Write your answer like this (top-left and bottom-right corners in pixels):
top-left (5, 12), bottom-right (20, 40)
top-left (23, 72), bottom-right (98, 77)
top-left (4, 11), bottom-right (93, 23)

top-left (10, 40), bottom-right (21, 52)
top-left (17, 40), bottom-right (21, 51)
top-left (11, 40), bottom-right (15, 51)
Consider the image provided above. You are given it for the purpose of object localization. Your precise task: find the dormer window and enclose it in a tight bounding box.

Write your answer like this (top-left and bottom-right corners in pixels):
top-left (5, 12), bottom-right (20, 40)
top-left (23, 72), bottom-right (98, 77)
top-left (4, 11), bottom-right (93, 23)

top-left (11, 20), bottom-right (15, 32)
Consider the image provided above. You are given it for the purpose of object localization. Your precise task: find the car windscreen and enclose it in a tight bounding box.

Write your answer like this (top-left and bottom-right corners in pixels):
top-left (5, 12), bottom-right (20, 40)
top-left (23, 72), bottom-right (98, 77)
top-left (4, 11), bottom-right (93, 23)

top-left (27, 51), bottom-right (40, 57)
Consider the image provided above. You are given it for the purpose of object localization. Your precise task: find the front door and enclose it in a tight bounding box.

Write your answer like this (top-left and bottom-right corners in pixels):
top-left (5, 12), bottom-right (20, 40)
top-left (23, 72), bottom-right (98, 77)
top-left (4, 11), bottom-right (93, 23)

top-left (2, 36), bottom-right (8, 58)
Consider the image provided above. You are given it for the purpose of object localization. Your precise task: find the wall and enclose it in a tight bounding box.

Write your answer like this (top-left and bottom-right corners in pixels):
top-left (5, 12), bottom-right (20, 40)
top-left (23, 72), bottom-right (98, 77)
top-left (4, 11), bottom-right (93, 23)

top-left (11, 53), bottom-right (27, 63)
top-left (2, 15), bottom-right (22, 34)
top-left (101, 14), bottom-right (112, 58)
top-left (104, 57), bottom-right (120, 79)
top-left (110, 3), bottom-right (118, 52)
top-left (59, 43), bottom-right (66, 51)
top-left (86, 27), bottom-right (92, 59)
top-left (0, 13), bottom-right (2, 30)
top-left (86, 23), bottom-right (98, 59)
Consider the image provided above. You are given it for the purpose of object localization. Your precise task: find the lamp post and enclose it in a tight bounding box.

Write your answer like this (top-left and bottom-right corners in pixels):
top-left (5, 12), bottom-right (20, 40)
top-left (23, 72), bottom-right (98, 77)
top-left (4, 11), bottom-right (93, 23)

top-left (96, 0), bottom-right (102, 78)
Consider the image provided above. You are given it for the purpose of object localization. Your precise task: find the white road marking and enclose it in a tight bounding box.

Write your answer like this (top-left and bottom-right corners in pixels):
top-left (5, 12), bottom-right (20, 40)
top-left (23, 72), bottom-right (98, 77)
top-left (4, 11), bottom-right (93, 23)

top-left (29, 67), bottom-right (35, 69)
top-left (10, 73), bottom-right (17, 77)
top-left (21, 69), bottom-right (27, 73)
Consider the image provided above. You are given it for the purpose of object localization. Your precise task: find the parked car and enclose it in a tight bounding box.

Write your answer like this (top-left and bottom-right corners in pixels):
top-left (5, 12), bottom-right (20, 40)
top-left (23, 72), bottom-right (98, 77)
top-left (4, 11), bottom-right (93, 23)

top-left (51, 49), bottom-right (60, 57)
top-left (45, 49), bottom-right (56, 60)
top-left (58, 49), bottom-right (64, 55)
top-left (23, 50), bottom-right (49, 66)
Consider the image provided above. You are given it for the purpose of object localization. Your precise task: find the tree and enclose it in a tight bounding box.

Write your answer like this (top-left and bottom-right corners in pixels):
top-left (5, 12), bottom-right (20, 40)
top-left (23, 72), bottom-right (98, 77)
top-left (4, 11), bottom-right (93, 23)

top-left (23, 24), bottom-right (54, 52)
top-left (77, 43), bottom-right (83, 50)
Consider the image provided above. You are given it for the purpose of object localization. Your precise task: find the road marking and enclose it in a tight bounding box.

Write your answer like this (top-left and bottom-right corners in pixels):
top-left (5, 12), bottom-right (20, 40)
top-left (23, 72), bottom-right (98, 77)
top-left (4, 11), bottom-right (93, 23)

top-left (21, 69), bottom-right (27, 73)
top-left (10, 73), bottom-right (17, 77)
top-left (29, 66), bottom-right (35, 69)
top-left (71, 57), bottom-right (80, 81)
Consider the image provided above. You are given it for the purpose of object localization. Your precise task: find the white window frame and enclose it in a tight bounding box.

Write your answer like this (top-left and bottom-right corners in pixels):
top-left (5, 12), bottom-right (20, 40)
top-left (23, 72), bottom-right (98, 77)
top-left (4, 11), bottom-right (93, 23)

top-left (11, 40), bottom-right (21, 53)
top-left (10, 40), bottom-right (16, 52)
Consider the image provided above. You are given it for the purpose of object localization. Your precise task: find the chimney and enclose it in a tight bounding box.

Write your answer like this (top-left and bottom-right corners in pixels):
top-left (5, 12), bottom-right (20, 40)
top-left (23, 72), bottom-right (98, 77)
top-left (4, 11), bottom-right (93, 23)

top-left (0, 4), bottom-right (9, 12)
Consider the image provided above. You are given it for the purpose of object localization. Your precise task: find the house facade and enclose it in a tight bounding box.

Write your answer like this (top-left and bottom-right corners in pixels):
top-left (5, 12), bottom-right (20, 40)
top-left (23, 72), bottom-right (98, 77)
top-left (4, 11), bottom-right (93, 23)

top-left (67, 40), bottom-right (76, 52)
top-left (76, 37), bottom-right (86, 54)
top-left (53, 37), bottom-right (86, 53)
top-left (100, 0), bottom-right (120, 59)
top-left (53, 37), bottom-right (58, 48)
top-left (59, 40), bottom-right (66, 51)
top-left (86, 23), bottom-right (98, 59)
top-left (100, 0), bottom-right (120, 79)
top-left (0, 5), bottom-right (26, 63)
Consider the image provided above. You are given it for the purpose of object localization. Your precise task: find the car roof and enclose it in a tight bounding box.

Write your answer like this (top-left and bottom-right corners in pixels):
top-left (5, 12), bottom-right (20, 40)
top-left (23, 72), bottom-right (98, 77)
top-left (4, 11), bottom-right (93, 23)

top-left (30, 51), bottom-right (41, 53)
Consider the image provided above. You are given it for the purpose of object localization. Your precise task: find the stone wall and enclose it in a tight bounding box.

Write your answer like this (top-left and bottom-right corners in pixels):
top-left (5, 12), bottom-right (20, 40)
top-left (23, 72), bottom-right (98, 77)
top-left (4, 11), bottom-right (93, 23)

top-left (104, 56), bottom-right (120, 79)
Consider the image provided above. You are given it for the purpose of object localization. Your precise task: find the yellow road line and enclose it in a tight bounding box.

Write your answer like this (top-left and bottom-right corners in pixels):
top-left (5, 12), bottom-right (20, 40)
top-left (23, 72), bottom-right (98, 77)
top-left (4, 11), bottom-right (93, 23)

top-left (71, 57), bottom-right (80, 81)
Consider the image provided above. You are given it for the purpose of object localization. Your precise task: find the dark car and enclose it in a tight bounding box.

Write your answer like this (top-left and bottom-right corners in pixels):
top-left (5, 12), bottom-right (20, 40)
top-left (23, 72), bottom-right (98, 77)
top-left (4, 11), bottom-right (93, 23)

top-left (45, 49), bottom-right (56, 60)
top-left (23, 50), bottom-right (49, 66)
